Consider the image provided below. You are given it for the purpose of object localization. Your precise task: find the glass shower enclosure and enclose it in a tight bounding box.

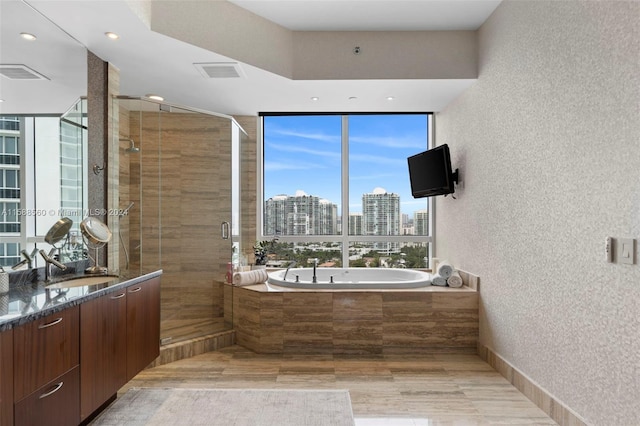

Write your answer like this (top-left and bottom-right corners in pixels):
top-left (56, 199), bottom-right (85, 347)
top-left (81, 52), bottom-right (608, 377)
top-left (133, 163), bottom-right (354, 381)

top-left (110, 96), bottom-right (244, 345)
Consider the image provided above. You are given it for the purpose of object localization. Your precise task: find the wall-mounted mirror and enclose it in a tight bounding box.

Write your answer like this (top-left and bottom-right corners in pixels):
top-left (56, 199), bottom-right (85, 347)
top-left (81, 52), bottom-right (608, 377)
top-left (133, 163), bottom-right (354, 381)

top-left (0, 0), bottom-right (88, 114)
top-left (0, 0), bottom-right (88, 271)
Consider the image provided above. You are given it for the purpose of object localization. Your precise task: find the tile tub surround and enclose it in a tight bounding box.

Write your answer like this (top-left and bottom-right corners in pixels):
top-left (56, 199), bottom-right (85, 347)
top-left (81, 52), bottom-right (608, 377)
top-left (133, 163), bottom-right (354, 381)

top-left (233, 272), bottom-right (479, 355)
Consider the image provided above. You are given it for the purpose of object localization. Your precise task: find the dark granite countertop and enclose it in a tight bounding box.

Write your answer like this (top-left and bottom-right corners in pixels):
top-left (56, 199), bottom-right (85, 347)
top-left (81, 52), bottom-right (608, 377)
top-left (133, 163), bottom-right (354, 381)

top-left (0, 269), bottom-right (163, 332)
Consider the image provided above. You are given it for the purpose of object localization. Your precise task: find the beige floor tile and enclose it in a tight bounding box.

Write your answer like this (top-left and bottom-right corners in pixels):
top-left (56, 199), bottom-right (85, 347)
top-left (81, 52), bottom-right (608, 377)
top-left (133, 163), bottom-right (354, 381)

top-left (122, 345), bottom-right (557, 425)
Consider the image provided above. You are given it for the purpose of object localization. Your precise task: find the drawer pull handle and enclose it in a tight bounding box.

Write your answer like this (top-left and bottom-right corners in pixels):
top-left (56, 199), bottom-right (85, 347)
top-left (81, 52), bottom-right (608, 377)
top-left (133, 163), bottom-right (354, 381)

top-left (128, 287), bottom-right (142, 293)
top-left (111, 293), bottom-right (126, 299)
top-left (38, 317), bottom-right (62, 329)
top-left (39, 382), bottom-right (63, 399)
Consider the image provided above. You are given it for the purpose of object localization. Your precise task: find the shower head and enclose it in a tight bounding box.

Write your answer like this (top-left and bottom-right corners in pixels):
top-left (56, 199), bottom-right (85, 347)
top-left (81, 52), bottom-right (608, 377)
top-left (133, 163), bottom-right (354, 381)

top-left (120, 138), bottom-right (140, 153)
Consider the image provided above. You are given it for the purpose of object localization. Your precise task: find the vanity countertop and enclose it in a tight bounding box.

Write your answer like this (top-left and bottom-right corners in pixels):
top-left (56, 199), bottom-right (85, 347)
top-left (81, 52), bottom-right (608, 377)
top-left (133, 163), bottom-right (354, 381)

top-left (0, 269), bottom-right (163, 331)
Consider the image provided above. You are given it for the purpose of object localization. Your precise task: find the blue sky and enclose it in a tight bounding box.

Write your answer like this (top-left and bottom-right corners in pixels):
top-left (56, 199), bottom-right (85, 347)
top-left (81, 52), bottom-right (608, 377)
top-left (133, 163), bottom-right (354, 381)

top-left (263, 114), bottom-right (430, 216)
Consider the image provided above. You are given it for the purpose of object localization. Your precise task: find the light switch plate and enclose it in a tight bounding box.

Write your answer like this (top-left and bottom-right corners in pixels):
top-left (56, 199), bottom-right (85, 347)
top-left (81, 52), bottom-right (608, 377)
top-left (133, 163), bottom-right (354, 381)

top-left (617, 238), bottom-right (635, 265)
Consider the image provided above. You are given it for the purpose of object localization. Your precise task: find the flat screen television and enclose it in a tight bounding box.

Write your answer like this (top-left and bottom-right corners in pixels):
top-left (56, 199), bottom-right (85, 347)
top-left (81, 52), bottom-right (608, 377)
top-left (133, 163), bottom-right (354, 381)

top-left (407, 144), bottom-right (458, 198)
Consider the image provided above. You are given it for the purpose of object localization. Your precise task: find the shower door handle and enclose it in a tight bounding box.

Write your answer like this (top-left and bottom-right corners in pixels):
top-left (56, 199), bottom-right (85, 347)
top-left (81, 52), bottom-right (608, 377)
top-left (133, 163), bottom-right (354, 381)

top-left (221, 221), bottom-right (230, 239)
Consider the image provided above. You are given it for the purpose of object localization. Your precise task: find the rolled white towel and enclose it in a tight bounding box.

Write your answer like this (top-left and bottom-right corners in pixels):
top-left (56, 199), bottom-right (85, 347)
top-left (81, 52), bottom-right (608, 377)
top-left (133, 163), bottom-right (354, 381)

top-left (233, 269), bottom-right (269, 286)
top-left (447, 270), bottom-right (463, 288)
top-left (432, 274), bottom-right (447, 287)
top-left (436, 261), bottom-right (454, 279)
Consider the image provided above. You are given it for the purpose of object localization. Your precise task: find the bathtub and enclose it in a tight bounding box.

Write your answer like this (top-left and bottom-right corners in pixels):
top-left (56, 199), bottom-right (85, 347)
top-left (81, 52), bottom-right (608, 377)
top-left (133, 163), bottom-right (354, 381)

top-left (267, 267), bottom-right (432, 289)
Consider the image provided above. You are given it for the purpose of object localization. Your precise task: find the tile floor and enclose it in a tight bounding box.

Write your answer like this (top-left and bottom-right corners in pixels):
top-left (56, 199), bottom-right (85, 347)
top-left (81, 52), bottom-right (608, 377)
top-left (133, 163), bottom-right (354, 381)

top-left (122, 345), bottom-right (557, 425)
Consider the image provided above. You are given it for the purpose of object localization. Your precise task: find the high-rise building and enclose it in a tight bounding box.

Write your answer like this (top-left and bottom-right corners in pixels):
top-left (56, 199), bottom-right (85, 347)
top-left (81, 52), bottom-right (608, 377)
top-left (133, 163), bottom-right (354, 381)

top-left (414, 209), bottom-right (429, 236)
top-left (264, 192), bottom-right (338, 236)
top-left (318, 199), bottom-right (337, 235)
top-left (349, 213), bottom-right (363, 235)
top-left (0, 116), bottom-right (21, 267)
top-left (362, 187), bottom-right (400, 252)
top-left (264, 195), bottom-right (288, 235)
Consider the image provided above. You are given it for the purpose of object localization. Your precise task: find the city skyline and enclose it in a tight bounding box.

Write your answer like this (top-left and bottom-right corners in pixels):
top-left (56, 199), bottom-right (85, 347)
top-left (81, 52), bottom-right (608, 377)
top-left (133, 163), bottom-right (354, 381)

top-left (264, 189), bottom-right (428, 237)
top-left (264, 187), bottom-right (429, 216)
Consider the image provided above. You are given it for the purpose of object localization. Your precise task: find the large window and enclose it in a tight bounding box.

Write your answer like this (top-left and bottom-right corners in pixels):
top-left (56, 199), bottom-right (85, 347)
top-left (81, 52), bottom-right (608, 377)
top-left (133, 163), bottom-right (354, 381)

top-left (260, 113), bottom-right (433, 269)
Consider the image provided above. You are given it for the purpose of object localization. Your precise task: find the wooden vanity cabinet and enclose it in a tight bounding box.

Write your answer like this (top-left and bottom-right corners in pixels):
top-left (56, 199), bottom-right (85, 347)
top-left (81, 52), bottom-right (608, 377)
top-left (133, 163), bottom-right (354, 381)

top-left (80, 276), bottom-right (161, 421)
top-left (0, 329), bottom-right (13, 426)
top-left (126, 276), bottom-right (160, 380)
top-left (12, 307), bottom-right (80, 426)
top-left (3, 274), bottom-right (160, 425)
top-left (13, 307), bottom-right (79, 402)
top-left (79, 289), bottom-right (128, 421)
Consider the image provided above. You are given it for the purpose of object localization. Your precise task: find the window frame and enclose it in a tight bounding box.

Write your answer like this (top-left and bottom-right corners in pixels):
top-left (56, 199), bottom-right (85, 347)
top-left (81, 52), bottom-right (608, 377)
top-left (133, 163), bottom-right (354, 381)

top-left (257, 112), bottom-right (435, 268)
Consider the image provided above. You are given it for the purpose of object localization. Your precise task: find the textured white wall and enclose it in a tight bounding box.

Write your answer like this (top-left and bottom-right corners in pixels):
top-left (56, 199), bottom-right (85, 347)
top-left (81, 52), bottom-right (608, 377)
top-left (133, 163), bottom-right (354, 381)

top-left (435, 1), bottom-right (640, 425)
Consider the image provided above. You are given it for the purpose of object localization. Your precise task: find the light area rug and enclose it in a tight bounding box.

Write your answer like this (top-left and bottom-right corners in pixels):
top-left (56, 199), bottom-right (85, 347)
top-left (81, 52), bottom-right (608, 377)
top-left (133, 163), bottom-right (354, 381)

top-left (90, 388), bottom-right (355, 426)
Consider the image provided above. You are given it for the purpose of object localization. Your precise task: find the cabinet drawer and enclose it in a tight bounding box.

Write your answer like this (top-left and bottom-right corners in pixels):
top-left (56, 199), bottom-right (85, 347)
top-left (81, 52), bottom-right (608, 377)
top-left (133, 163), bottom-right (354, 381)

top-left (13, 306), bottom-right (79, 400)
top-left (14, 366), bottom-right (80, 426)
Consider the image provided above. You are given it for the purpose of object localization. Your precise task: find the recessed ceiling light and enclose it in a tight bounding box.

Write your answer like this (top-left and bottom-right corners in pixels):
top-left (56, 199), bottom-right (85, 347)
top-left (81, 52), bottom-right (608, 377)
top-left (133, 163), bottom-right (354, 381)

top-left (0, 99), bottom-right (4, 103)
top-left (20, 32), bottom-right (36, 41)
top-left (145, 94), bottom-right (164, 101)
top-left (348, 96), bottom-right (358, 100)
top-left (105, 32), bottom-right (120, 40)
top-left (311, 97), bottom-right (319, 101)
top-left (386, 96), bottom-right (395, 101)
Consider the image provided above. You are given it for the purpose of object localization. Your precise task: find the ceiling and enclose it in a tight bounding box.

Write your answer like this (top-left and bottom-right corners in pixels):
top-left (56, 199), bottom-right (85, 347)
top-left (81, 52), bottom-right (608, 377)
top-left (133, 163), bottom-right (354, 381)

top-left (0, 0), bottom-right (501, 116)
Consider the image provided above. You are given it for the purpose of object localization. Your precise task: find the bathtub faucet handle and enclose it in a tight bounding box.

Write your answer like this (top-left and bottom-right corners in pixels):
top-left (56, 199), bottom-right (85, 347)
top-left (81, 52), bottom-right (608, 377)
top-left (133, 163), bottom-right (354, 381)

top-left (312, 258), bottom-right (318, 283)
top-left (330, 275), bottom-right (334, 284)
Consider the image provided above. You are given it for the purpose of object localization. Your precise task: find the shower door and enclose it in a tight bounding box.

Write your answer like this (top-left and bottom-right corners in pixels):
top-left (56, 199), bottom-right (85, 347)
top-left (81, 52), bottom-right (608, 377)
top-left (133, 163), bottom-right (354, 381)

top-left (112, 97), bottom-right (241, 345)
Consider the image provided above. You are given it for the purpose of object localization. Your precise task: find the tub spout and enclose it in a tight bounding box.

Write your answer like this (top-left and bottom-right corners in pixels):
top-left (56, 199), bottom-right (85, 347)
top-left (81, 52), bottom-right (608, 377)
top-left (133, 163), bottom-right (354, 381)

top-left (283, 260), bottom-right (297, 281)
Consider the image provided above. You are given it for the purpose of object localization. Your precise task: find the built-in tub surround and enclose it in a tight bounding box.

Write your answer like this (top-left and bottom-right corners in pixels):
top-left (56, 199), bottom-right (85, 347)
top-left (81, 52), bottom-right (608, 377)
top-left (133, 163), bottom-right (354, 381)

top-left (233, 270), bottom-right (479, 355)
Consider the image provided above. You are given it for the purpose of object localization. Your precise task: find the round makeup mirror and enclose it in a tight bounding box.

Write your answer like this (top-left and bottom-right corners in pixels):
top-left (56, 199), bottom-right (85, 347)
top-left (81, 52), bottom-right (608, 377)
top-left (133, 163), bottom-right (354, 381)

top-left (80, 217), bottom-right (112, 275)
top-left (45, 217), bottom-right (73, 247)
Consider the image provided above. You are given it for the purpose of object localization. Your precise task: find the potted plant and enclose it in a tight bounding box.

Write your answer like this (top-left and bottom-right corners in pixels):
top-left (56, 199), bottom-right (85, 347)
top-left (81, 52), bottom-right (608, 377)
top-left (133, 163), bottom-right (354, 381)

top-left (253, 237), bottom-right (277, 267)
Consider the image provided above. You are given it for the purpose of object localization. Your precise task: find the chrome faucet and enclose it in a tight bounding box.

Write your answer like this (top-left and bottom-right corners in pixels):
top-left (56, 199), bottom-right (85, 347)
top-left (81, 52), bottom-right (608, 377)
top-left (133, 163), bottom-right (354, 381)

top-left (283, 260), bottom-right (297, 281)
top-left (39, 249), bottom-right (67, 281)
top-left (11, 249), bottom-right (35, 270)
top-left (312, 258), bottom-right (318, 283)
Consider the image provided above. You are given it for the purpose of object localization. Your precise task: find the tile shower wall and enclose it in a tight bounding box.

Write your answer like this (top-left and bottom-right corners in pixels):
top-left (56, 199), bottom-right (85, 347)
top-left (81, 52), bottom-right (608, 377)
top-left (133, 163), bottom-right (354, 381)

top-left (121, 108), bottom-right (234, 341)
top-left (435, 2), bottom-right (640, 425)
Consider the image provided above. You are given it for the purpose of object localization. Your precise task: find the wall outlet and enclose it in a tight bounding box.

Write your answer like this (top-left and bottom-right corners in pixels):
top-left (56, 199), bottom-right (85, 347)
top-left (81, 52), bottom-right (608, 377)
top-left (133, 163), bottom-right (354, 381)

top-left (617, 238), bottom-right (635, 265)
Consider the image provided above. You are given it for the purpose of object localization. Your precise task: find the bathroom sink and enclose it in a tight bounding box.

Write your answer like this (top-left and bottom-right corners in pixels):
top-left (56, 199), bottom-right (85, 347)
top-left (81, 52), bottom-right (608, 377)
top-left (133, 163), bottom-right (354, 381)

top-left (45, 275), bottom-right (119, 289)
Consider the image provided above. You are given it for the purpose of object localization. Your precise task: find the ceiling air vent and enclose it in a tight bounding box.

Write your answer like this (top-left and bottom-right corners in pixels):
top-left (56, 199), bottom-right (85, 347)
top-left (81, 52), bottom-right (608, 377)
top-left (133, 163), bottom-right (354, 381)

top-left (0, 64), bottom-right (49, 80)
top-left (194, 62), bottom-right (245, 79)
